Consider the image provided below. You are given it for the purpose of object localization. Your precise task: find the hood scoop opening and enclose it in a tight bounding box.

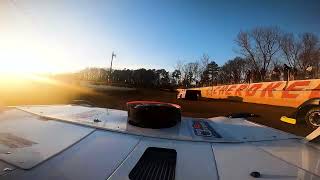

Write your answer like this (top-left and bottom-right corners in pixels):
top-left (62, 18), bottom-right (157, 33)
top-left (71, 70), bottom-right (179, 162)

top-left (129, 147), bottom-right (177, 180)
top-left (127, 101), bottom-right (181, 129)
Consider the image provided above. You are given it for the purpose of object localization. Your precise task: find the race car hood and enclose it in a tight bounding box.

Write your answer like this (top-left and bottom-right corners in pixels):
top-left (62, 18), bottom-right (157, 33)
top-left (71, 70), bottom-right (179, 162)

top-left (0, 105), bottom-right (320, 180)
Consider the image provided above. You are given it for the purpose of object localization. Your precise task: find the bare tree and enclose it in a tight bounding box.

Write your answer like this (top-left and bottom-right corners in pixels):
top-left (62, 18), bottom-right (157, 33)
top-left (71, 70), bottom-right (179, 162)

top-left (299, 33), bottom-right (319, 78)
top-left (200, 54), bottom-right (210, 73)
top-left (175, 60), bottom-right (185, 84)
top-left (236, 27), bottom-right (281, 81)
top-left (236, 31), bottom-right (257, 68)
top-left (279, 32), bottom-right (320, 79)
top-left (280, 33), bottom-right (302, 69)
top-left (181, 62), bottom-right (200, 87)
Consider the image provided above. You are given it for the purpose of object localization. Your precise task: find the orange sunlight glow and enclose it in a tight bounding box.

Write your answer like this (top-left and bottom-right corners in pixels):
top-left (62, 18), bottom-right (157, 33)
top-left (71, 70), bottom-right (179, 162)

top-left (23, 74), bottom-right (94, 94)
top-left (0, 73), bottom-right (93, 94)
top-left (0, 72), bottom-right (96, 106)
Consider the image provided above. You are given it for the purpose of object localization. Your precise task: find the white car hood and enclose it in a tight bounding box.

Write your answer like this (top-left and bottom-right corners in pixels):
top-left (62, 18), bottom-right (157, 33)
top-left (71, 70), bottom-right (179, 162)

top-left (0, 105), bottom-right (319, 180)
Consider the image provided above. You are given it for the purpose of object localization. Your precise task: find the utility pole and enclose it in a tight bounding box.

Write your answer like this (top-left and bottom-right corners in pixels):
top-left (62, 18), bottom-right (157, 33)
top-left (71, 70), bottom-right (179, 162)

top-left (110, 51), bottom-right (116, 72)
top-left (108, 52), bottom-right (116, 83)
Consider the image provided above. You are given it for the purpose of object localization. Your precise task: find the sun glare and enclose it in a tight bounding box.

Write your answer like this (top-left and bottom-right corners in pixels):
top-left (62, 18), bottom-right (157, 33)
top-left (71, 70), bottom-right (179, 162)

top-left (0, 59), bottom-right (52, 75)
top-left (0, 42), bottom-right (62, 75)
top-left (0, 28), bottom-right (72, 75)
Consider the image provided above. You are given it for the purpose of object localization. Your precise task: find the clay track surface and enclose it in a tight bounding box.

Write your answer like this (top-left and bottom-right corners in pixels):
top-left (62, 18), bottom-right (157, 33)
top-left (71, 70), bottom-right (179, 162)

top-left (81, 88), bottom-right (313, 137)
top-left (180, 98), bottom-right (312, 137)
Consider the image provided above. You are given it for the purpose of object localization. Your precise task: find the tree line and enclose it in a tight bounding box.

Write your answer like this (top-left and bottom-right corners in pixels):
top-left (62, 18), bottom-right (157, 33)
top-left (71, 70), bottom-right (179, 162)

top-left (70, 26), bottom-right (319, 88)
top-left (75, 68), bottom-right (172, 88)
top-left (174, 26), bottom-right (320, 87)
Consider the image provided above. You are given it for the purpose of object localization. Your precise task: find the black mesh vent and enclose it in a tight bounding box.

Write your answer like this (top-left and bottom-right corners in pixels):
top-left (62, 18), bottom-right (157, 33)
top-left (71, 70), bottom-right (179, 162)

top-left (129, 147), bottom-right (177, 180)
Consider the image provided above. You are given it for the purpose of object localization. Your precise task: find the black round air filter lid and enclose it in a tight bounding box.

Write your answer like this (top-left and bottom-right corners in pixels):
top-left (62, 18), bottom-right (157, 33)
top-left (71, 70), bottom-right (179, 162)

top-left (127, 101), bottom-right (181, 129)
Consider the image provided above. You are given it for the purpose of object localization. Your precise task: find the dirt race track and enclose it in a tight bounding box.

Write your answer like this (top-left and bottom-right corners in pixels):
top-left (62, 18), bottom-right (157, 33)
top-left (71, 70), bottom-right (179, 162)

top-left (80, 88), bottom-right (313, 137)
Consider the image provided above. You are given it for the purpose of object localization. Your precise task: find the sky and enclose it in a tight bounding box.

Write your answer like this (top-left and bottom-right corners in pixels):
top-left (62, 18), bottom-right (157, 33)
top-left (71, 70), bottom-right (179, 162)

top-left (0, 0), bottom-right (319, 74)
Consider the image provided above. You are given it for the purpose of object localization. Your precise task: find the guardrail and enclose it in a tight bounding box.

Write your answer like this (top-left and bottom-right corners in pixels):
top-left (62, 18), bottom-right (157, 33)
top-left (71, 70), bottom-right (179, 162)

top-left (177, 79), bottom-right (320, 108)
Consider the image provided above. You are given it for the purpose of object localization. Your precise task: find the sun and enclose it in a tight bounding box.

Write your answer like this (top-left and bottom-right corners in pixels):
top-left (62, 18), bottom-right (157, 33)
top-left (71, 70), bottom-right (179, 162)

top-left (0, 38), bottom-right (66, 75)
top-left (0, 39), bottom-right (60, 74)
top-left (0, 24), bottom-right (75, 75)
